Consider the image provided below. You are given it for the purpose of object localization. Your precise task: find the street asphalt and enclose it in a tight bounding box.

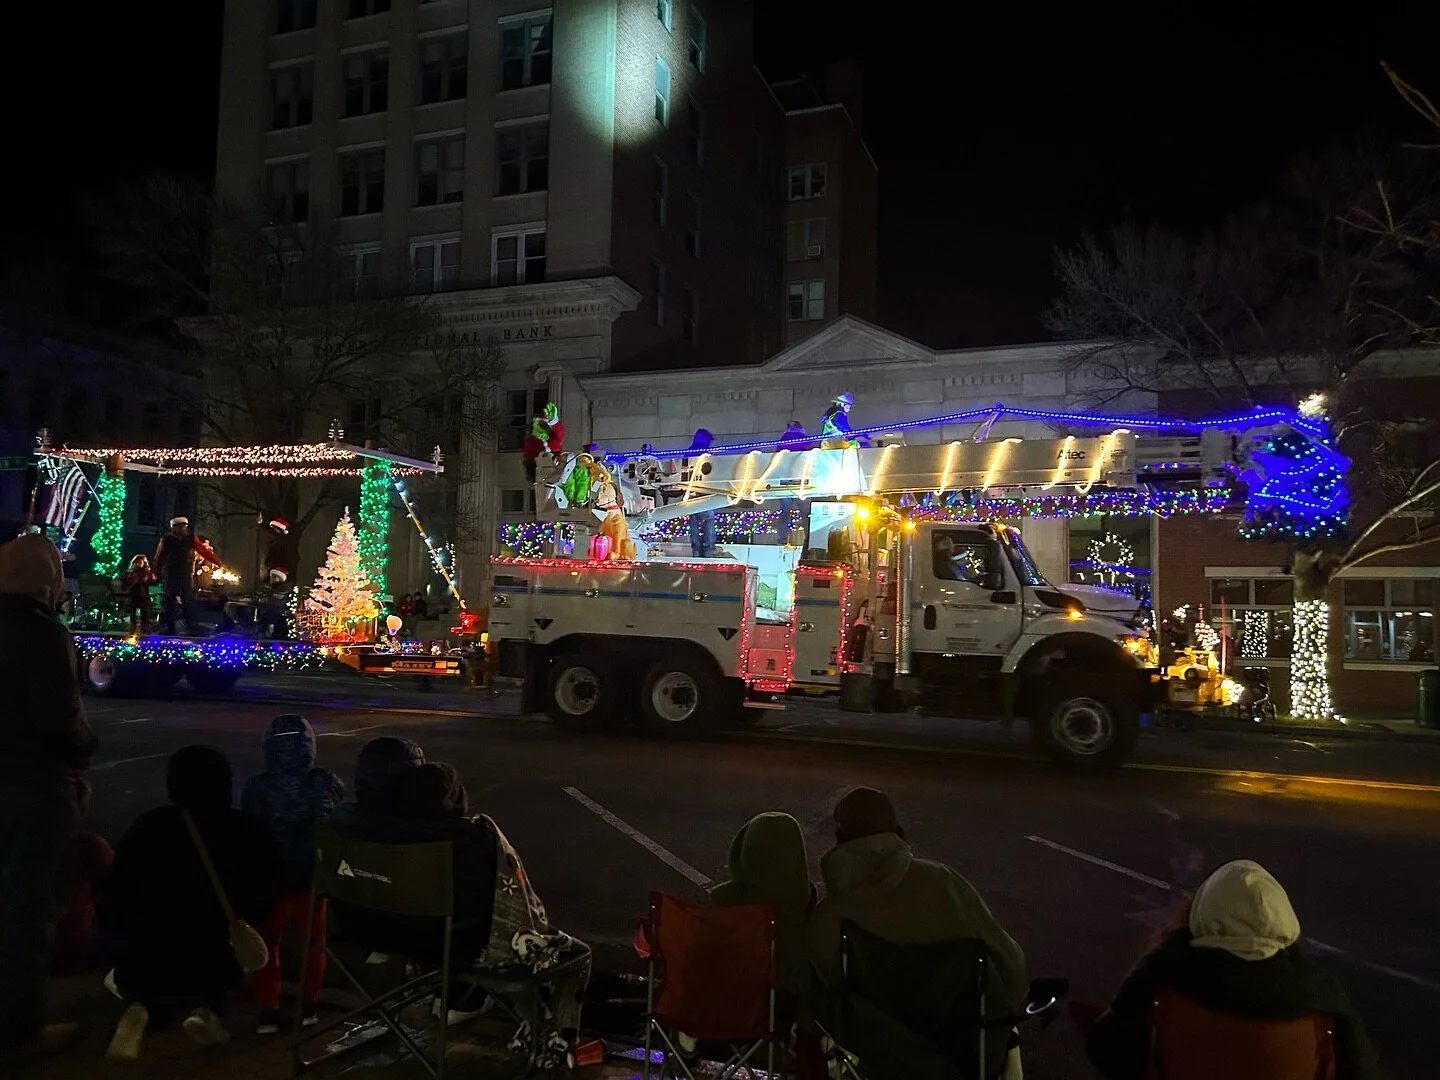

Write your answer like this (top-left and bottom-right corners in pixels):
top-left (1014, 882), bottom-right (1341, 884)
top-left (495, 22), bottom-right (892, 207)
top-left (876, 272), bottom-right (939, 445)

top-left (71, 672), bottom-right (1440, 1079)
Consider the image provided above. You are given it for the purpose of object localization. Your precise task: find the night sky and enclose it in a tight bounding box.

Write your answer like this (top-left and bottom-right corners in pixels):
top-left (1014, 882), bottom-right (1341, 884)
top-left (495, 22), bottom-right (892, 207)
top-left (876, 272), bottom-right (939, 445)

top-left (4, 2), bottom-right (1433, 348)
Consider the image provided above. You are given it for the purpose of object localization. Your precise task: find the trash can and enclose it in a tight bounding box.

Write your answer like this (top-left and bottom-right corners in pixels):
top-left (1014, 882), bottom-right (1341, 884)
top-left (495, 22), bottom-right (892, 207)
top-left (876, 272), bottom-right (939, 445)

top-left (1417, 669), bottom-right (1440, 729)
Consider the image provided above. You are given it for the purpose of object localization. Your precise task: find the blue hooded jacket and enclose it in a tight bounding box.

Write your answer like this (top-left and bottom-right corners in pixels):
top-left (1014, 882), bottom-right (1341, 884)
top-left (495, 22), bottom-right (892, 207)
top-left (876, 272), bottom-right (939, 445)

top-left (240, 715), bottom-right (345, 892)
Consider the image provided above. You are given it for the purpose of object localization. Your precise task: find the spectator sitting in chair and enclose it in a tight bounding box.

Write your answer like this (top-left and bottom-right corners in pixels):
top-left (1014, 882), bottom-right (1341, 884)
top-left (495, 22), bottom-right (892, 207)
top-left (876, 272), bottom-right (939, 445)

top-left (807, 787), bottom-right (1027, 1080)
top-left (391, 764), bottom-right (592, 1068)
top-left (1081, 859), bottom-right (1380, 1080)
top-left (710, 811), bottom-right (816, 1001)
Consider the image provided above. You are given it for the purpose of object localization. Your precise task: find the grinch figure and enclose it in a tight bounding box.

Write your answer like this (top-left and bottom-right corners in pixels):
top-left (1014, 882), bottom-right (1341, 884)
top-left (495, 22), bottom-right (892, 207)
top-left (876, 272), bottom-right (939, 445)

top-left (523, 401), bottom-right (565, 484)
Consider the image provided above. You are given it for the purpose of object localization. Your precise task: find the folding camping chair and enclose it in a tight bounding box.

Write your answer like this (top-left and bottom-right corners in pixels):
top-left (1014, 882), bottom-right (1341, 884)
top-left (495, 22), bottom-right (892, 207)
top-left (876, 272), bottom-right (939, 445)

top-left (638, 891), bottom-right (780, 1080)
top-left (820, 920), bottom-right (998, 1080)
top-left (1145, 989), bottom-right (1336, 1080)
top-left (294, 824), bottom-right (590, 1078)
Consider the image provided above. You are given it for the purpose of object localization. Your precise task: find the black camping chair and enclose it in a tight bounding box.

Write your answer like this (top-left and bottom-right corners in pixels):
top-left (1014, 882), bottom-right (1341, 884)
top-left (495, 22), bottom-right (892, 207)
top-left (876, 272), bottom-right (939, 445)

top-left (821, 920), bottom-right (1066, 1080)
top-left (293, 823), bottom-right (589, 1078)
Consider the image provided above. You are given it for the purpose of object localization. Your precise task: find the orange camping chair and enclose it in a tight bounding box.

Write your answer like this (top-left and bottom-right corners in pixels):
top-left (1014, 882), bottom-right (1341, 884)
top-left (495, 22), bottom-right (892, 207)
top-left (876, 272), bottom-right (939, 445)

top-left (638, 891), bottom-right (779, 1080)
top-left (1145, 989), bottom-right (1336, 1080)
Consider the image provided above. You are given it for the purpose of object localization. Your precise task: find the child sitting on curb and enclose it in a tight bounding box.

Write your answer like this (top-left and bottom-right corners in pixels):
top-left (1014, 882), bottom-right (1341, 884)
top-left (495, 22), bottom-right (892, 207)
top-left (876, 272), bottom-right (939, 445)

top-left (240, 714), bottom-right (345, 1034)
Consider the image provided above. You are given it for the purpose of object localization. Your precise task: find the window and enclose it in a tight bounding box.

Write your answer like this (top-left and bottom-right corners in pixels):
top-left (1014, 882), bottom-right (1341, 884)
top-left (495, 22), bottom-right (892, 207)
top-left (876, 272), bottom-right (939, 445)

top-left (654, 58), bottom-right (671, 126)
top-left (500, 387), bottom-right (549, 452)
top-left (338, 149), bottom-right (385, 216)
top-left (786, 218), bottom-right (827, 260)
top-left (346, 0), bottom-right (389, 17)
top-left (788, 162), bottom-right (827, 199)
top-left (787, 279), bottom-right (824, 321)
top-left (687, 6), bottom-right (707, 71)
top-left (275, 0), bottom-right (316, 34)
top-left (495, 123), bottom-right (549, 195)
top-left (492, 227), bottom-right (546, 285)
top-left (683, 289), bottom-right (698, 346)
top-left (1344, 577), bottom-right (1437, 663)
top-left (499, 15), bottom-right (552, 90)
top-left (932, 530), bottom-right (1000, 586)
top-left (270, 63), bottom-right (313, 128)
top-left (419, 32), bottom-right (467, 103)
top-left (500, 489), bottom-right (529, 513)
top-left (343, 50), bottom-right (388, 116)
top-left (656, 0), bottom-right (672, 29)
top-left (348, 397), bottom-right (383, 441)
top-left (684, 194), bottom-right (701, 257)
top-left (1068, 517), bottom-right (1151, 601)
top-left (265, 160), bottom-right (309, 223)
top-left (652, 158), bottom-right (668, 225)
top-left (415, 136), bottom-right (465, 205)
top-left (136, 473), bottom-right (159, 528)
top-left (1203, 575), bottom-right (1294, 661)
top-left (650, 259), bottom-right (666, 326)
top-left (338, 244), bottom-right (383, 294)
top-left (685, 98), bottom-right (703, 163)
top-left (411, 236), bottom-right (461, 291)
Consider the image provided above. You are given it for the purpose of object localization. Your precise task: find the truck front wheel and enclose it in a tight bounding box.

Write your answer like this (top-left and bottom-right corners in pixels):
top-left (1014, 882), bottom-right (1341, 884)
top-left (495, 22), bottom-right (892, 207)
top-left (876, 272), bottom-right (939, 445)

top-left (1030, 678), bottom-right (1139, 770)
top-left (639, 656), bottom-right (721, 739)
top-left (545, 652), bottom-right (617, 730)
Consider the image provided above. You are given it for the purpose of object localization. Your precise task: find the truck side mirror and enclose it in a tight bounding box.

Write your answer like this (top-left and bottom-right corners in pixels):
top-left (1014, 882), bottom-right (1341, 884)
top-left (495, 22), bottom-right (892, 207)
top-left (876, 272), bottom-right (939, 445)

top-left (991, 590), bottom-right (1017, 605)
top-left (981, 570), bottom-right (1006, 592)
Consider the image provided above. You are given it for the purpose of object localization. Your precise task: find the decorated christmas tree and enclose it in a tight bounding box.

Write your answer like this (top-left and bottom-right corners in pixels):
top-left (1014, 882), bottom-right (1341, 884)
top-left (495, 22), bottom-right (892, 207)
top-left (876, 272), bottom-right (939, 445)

top-left (302, 508), bottom-right (381, 643)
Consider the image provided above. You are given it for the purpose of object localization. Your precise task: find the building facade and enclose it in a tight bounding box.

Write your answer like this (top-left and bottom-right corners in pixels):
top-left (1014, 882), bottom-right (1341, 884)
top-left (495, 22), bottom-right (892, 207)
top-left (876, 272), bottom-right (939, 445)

top-left (211, 0), bottom-right (882, 596)
top-left (0, 313), bottom-right (202, 572)
top-left (772, 66), bottom-right (878, 344)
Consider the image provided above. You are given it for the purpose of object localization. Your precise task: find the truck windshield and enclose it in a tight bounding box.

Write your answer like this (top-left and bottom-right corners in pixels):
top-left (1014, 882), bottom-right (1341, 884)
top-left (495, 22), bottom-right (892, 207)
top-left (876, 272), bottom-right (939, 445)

top-left (1003, 531), bottom-right (1048, 587)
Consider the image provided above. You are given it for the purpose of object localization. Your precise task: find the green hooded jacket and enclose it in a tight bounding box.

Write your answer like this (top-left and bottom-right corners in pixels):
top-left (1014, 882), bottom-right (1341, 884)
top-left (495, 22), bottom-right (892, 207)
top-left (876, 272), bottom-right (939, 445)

top-left (807, 832), bottom-right (1026, 1078)
top-left (709, 812), bottom-right (816, 998)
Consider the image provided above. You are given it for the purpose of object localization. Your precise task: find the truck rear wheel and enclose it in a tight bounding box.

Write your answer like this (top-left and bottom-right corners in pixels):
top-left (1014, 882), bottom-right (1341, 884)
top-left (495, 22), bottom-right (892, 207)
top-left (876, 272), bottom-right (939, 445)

top-left (84, 655), bottom-right (134, 696)
top-left (638, 655), bottom-right (721, 738)
top-left (545, 652), bottom-right (617, 730)
top-left (1030, 677), bottom-right (1139, 770)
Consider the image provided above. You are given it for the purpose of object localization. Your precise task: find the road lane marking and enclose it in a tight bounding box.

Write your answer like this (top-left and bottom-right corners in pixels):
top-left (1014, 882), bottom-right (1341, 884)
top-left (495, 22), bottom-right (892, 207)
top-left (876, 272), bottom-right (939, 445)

top-left (1025, 835), bottom-right (1172, 890)
top-left (562, 787), bottom-right (712, 889)
top-left (90, 753), bottom-right (169, 771)
top-left (115, 717), bottom-right (152, 724)
top-left (315, 723), bottom-right (385, 738)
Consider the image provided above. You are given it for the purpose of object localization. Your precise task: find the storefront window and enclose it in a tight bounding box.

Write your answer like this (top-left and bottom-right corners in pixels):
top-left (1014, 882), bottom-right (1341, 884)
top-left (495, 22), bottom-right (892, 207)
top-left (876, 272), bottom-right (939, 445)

top-left (1067, 517), bottom-right (1151, 600)
top-left (1202, 575), bottom-right (1293, 661)
top-left (1343, 578), bottom-right (1437, 663)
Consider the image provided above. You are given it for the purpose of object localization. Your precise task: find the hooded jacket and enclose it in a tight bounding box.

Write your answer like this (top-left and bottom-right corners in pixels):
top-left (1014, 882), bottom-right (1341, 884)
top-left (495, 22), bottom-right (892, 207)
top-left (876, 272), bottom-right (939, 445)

top-left (240, 715), bottom-right (346, 892)
top-left (0, 534), bottom-right (96, 782)
top-left (807, 832), bottom-right (1027, 1079)
top-left (709, 812), bottom-right (816, 997)
top-left (1086, 860), bottom-right (1381, 1080)
top-left (102, 746), bottom-right (279, 998)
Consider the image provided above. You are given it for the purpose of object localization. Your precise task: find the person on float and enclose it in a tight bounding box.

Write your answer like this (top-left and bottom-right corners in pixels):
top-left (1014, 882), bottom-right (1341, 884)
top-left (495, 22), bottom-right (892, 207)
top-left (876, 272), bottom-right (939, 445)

top-left (820, 392), bottom-right (866, 449)
top-left (153, 518), bottom-right (220, 635)
top-left (522, 402), bottom-right (566, 485)
top-left (685, 429), bottom-right (717, 558)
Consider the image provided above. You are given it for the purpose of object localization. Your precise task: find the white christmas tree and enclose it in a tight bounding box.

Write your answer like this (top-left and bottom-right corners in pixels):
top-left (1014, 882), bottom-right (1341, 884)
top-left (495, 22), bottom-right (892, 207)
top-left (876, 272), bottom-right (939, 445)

top-left (302, 508), bottom-right (381, 642)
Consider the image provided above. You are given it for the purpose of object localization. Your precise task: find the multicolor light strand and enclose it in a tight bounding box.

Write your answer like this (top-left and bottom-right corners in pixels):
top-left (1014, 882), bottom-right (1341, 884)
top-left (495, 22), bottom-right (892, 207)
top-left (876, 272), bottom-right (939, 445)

top-left (910, 488), bottom-right (1230, 521)
top-left (358, 459), bottom-right (392, 597)
top-left (71, 633), bottom-right (322, 671)
top-left (89, 471), bottom-right (127, 577)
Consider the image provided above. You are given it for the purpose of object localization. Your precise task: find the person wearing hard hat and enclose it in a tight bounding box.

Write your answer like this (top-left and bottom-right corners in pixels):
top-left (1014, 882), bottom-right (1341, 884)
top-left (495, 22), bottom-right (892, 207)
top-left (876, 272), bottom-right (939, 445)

top-left (820, 392), bottom-right (863, 449)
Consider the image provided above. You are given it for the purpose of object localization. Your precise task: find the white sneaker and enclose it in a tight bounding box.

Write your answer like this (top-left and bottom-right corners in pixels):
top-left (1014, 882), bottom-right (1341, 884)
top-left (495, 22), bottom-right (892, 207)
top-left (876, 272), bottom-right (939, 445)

top-left (182, 1008), bottom-right (230, 1047)
top-left (105, 1003), bottom-right (149, 1062)
top-left (431, 994), bottom-right (494, 1027)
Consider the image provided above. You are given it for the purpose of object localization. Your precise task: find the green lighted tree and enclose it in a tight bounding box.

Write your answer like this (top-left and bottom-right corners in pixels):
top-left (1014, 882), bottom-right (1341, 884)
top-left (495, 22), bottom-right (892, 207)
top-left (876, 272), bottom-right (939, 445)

top-left (357, 459), bottom-right (392, 597)
top-left (89, 463), bottom-right (127, 577)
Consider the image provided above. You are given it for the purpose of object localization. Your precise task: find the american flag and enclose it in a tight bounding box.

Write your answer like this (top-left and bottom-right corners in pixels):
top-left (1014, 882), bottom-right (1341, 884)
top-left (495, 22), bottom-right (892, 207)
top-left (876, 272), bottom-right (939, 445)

top-left (44, 464), bottom-right (87, 529)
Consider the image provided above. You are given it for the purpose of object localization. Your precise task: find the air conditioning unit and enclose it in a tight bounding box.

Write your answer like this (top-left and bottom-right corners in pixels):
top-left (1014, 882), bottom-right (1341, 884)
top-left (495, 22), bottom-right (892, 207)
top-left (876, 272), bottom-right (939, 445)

top-left (807, 244), bottom-right (825, 258)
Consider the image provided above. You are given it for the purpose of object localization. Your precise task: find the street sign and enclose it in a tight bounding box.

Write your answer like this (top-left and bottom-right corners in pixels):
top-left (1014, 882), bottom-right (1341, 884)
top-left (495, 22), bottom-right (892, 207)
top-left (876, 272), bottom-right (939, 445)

top-left (0, 456), bottom-right (31, 471)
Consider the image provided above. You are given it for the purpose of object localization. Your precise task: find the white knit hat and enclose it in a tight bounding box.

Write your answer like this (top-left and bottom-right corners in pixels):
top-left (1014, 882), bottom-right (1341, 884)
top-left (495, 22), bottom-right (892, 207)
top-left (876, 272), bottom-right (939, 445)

top-left (1188, 859), bottom-right (1301, 961)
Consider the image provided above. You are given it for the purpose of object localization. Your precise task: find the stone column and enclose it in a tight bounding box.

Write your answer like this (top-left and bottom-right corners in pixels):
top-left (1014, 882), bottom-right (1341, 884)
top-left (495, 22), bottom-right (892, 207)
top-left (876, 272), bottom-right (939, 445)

top-left (455, 379), bottom-right (497, 603)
